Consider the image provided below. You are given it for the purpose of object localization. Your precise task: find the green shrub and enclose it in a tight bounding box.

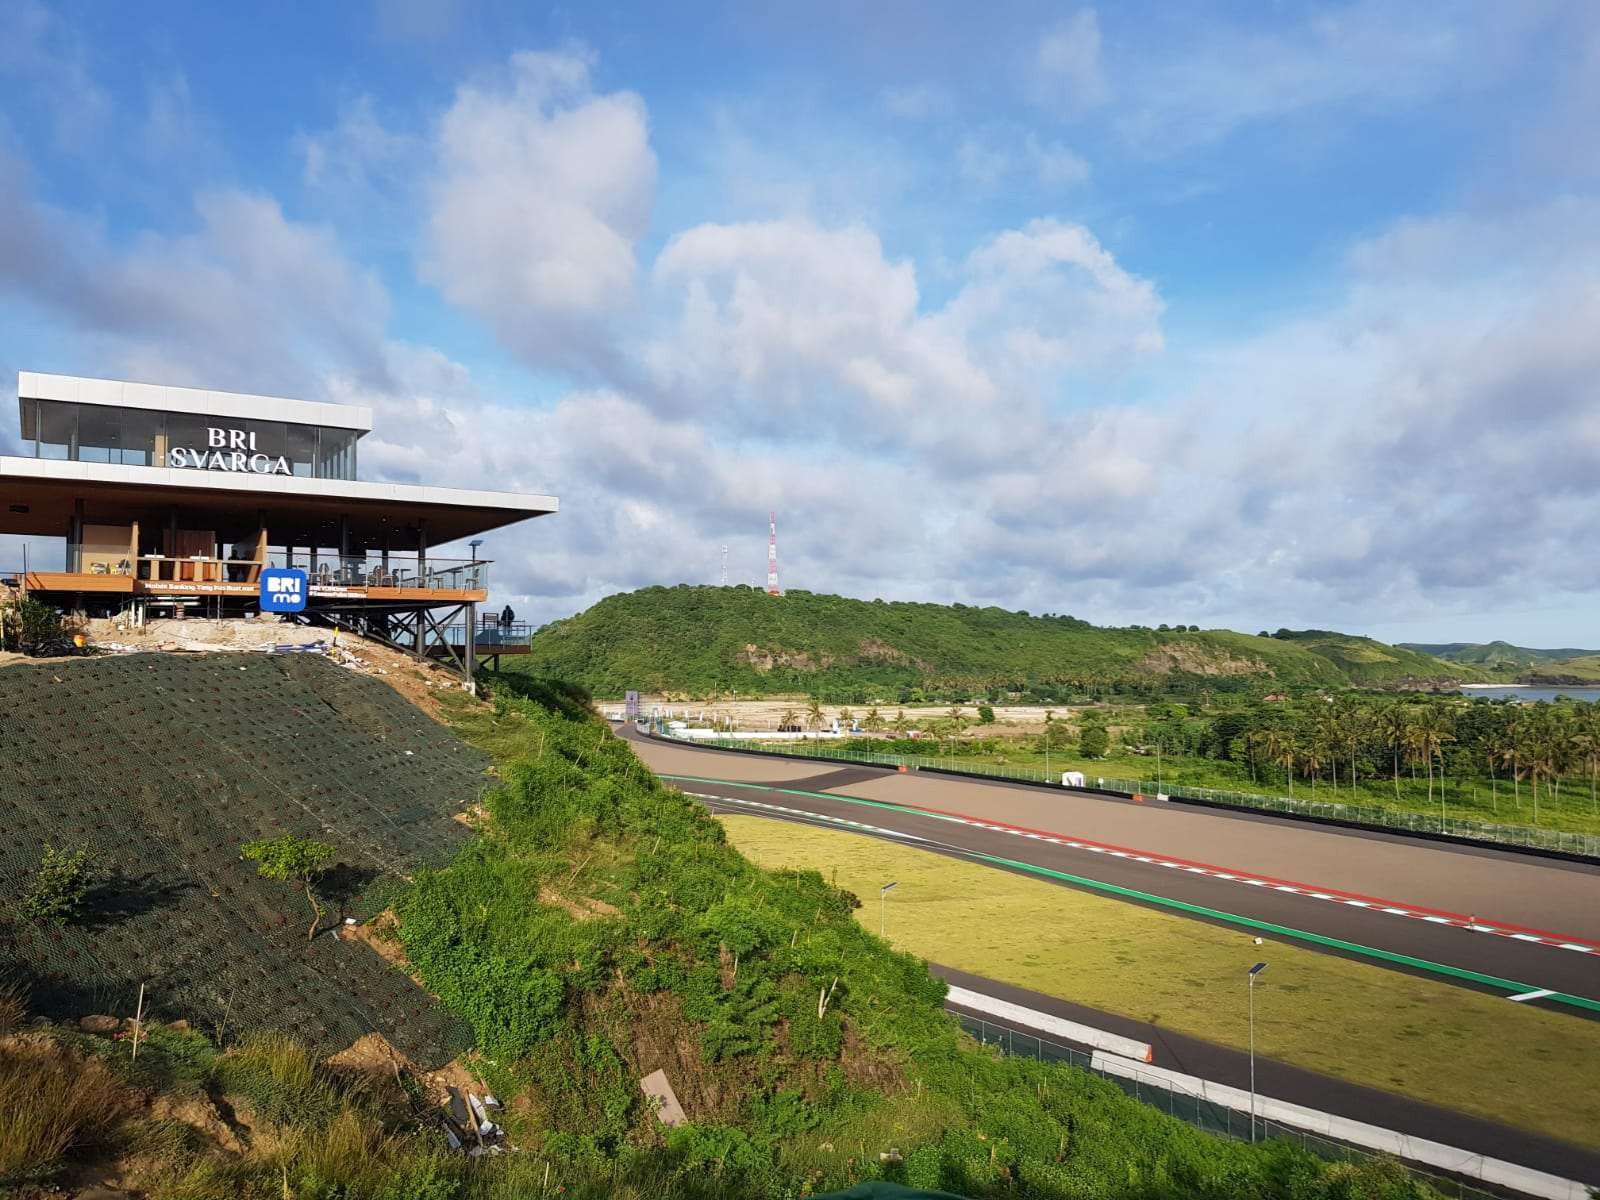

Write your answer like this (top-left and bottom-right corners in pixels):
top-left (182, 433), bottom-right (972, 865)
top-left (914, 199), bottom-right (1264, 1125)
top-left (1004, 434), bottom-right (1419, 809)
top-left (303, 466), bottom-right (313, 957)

top-left (1079, 724), bottom-right (1110, 758)
top-left (0, 597), bottom-right (77, 656)
top-left (19, 845), bottom-right (93, 926)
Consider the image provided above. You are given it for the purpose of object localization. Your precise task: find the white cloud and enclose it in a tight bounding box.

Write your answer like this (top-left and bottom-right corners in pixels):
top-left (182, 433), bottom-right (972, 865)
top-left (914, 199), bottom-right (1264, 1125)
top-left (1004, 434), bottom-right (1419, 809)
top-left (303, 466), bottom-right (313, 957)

top-left (1028, 137), bottom-right (1091, 188)
top-left (1028, 9), bottom-right (1109, 116)
top-left (421, 49), bottom-right (657, 368)
top-left (643, 216), bottom-right (1160, 474)
top-left (0, 160), bottom-right (390, 395)
top-left (0, 0), bottom-right (111, 152)
top-left (1110, 1), bottom-right (1552, 153)
top-left (297, 95), bottom-right (417, 195)
top-left (956, 129), bottom-right (1090, 193)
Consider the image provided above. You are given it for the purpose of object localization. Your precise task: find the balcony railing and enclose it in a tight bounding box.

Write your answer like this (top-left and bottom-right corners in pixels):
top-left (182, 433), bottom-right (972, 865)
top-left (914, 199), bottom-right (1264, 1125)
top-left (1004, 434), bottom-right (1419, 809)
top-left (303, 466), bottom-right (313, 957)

top-left (435, 620), bottom-right (534, 647)
top-left (278, 554), bottom-right (488, 593)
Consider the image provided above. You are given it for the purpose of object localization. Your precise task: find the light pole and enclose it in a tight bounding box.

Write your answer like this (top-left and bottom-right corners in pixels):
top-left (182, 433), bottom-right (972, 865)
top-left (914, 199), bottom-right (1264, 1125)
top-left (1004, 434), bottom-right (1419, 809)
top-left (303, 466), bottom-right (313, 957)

top-left (1248, 961), bottom-right (1268, 1142)
top-left (880, 881), bottom-right (899, 938)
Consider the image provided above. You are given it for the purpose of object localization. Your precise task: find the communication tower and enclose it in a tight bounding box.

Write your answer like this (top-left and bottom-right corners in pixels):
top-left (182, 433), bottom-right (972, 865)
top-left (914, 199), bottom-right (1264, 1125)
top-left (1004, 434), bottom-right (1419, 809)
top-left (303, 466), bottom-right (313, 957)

top-left (766, 512), bottom-right (781, 596)
top-left (720, 544), bottom-right (728, 586)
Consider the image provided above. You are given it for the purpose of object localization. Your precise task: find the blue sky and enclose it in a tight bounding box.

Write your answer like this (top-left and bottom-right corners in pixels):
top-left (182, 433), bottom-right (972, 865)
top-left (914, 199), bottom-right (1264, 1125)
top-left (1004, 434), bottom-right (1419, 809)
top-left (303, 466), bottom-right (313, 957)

top-left (3, 1), bottom-right (1599, 645)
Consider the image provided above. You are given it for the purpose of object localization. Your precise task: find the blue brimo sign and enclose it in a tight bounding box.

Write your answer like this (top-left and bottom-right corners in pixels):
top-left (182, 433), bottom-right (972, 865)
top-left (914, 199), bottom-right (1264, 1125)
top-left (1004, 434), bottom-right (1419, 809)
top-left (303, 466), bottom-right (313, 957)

top-left (259, 567), bottom-right (309, 613)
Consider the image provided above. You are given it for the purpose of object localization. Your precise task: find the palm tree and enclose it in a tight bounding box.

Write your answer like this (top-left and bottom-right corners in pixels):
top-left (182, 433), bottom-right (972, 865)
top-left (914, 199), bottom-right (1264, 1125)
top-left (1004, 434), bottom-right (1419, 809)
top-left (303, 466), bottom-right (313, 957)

top-left (1380, 703), bottom-right (1413, 802)
top-left (805, 698), bottom-right (826, 732)
top-left (1412, 707), bottom-right (1454, 828)
top-left (1483, 729), bottom-right (1507, 816)
top-left (946, 705), bottom-right (968, 735)
top-left (892, 709), bottom-right (909, 736)
top-left (1300, 738), bottom-right (1328, 795)
top-left (1579, 710), bottom-right (1600, 815)
top-left (778, 707), bottom-right (800, 732)
top-left (1510, 717), bottom-right (1527, 812)
top-left (1314, 712), bottom-right (1342, 793)
top-left (1528, 733), bottom-right (1557, 826)
top-left (863, 706), bottom-right (885, 733)
top-left (1260, 728), bottom-right (1296, 795)
top-left (1040, 715), bottom-right (1061, 779)
top-left (1337, 702), bottom-right (1368, 801)
top-left (837, 706), bottom-right (855, 732)
top-left (1244, 727), bottom-right (1268, 786)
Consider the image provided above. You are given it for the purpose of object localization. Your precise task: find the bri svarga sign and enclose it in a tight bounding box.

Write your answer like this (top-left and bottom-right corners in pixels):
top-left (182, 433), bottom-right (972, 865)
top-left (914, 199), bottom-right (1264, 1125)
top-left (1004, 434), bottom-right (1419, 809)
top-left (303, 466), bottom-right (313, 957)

top-left (168, 427), bottom-right (293, 476)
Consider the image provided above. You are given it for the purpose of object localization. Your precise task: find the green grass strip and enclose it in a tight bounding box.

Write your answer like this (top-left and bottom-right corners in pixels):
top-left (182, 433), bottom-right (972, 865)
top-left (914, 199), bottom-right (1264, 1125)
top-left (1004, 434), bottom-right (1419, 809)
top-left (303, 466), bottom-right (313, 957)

top-left (662, 773), bottom-right (1600, 1015)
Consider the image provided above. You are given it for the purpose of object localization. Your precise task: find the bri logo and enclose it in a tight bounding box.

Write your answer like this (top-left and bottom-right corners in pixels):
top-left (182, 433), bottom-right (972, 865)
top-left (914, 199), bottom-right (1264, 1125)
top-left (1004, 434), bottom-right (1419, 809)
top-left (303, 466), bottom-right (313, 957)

top-left (259, 568), bottom-right (309, 613)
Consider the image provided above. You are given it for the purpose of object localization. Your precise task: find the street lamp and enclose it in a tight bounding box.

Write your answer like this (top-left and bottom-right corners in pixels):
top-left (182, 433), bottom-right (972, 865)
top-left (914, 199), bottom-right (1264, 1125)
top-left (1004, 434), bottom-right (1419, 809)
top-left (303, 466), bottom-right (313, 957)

top-left (1248, 961), bottom-right (1268, 1142)
top-left (879, 881), bottom-right (899, 937)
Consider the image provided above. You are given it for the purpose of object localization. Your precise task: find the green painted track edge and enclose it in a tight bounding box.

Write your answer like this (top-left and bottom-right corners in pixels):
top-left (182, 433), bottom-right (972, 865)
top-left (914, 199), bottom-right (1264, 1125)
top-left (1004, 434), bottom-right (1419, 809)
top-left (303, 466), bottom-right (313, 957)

top-left (662, 773), bottom-right (1600, 1014)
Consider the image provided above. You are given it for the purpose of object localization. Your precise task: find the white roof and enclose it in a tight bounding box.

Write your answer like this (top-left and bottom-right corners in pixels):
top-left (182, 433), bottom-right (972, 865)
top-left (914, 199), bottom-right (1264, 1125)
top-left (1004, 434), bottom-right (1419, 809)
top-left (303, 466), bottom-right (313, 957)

top-left (18, 371), bottom-right (373, 434)
top-left (0, 455), bottom-right (559, 516)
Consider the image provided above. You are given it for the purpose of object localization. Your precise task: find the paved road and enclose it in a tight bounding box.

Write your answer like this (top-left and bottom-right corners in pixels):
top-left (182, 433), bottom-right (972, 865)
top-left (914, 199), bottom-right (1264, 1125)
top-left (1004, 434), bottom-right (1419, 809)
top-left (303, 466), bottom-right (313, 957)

top-left (623, 729), bottom-right (1600, 1008)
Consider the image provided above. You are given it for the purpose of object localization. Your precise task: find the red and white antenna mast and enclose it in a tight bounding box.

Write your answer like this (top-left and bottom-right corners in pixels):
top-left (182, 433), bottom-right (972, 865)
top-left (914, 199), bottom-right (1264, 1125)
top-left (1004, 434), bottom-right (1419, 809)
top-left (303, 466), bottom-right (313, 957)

top-left (766, 511), bottom-right (781, 595)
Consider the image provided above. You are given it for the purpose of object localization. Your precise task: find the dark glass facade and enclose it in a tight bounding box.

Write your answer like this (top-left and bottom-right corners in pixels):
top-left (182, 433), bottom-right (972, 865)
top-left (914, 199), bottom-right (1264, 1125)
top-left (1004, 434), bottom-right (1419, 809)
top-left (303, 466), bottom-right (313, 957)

top-left (18, 398), bottom-right (360, 480)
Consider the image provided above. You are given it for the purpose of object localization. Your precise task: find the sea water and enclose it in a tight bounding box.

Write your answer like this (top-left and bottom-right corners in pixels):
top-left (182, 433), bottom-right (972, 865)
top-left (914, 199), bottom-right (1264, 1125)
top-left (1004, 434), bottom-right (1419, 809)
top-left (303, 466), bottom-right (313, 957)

top-left (1457, 685), bottom-right (1600, 703)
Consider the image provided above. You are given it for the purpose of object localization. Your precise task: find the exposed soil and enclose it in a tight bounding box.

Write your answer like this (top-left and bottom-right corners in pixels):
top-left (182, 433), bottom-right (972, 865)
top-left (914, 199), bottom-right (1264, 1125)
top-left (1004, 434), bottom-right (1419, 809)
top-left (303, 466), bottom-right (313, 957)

top-left (341, 911), bottom-right (426, 984)
top-left (149, 1090), bottom-right (246, 1155)
top-left (1137, 644), bottom-right (1266, 678)
top-left (537, 886), bottom-right (620, 921)
top-left (324, 1032), bottom-right (413, 1108)
top-left (606, 694), bottom-right (1090, 736)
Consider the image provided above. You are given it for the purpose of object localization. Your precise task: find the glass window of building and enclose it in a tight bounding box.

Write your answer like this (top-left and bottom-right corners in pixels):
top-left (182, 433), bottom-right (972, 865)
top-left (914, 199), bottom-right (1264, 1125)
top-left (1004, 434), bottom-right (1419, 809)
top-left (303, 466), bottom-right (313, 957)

top-left (76, 403), bottom-right (123, 463)
top-left (283, 422), bottom-right (317, 477)
top-left (119, 407), bottom-right (163, 466)
top-left (316, 428), bottom-right (359, 479)
top-left (36, 400), bottom-right (75, 460)
top-left (18, 399), bottom-right (363, 479)
top-left (164, 412), bottom-right (211, 467)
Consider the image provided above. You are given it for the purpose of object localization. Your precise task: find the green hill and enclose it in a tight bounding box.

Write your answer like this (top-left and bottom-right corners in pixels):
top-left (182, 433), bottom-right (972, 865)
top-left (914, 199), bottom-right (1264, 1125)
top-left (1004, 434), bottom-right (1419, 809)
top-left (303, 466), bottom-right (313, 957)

top-left (1398, 641), bottom-right (1600, 675)
top-left (1265, 629), bottom-right (1490, 686)
top-left (516, 585), bottom-right (1475, 697)
top-left (1519, 654), bottom-right (1600, 685)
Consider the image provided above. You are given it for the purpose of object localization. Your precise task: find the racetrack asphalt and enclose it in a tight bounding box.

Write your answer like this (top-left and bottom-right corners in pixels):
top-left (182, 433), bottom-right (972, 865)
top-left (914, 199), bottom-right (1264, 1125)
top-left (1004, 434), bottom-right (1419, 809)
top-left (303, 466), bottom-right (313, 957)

top-left (621, 728), bottom-right (1600, 1011)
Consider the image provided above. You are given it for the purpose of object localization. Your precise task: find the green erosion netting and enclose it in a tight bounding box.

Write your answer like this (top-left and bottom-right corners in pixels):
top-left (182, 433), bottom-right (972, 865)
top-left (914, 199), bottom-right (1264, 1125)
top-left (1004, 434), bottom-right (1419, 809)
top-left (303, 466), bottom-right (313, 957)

top-left (0, 651), bottom-right (484, 1065)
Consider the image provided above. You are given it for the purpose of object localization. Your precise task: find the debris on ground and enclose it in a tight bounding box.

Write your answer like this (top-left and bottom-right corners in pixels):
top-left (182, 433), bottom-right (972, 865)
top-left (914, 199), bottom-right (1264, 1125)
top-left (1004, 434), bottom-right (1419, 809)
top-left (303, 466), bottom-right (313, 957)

top-left (442, 1085), bottom-right (510, 1155)
top-left (640, 1068), bottom-right (688, 1128)
top-left (70, 616), bottom-right (479, 716)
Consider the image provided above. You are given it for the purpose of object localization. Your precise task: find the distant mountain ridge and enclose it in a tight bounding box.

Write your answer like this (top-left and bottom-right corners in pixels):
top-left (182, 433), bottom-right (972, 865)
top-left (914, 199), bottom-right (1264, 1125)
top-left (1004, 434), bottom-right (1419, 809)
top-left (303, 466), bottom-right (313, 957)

top-left (1398, 641), bottom-right (1600, 681)
top-left (516, 585), bottom-right (1482, 697)
top-left (1399, 640), bottom-right (1600, 666)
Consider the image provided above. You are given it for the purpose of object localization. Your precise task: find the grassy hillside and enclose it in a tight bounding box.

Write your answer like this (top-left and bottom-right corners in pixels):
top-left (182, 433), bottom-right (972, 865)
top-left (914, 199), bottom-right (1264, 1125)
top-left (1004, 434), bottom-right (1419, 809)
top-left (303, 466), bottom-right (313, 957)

top-left (1, 667), bottom-right (1441, 1199)
top-left (517, 585), bottom-right (1473, 698)
top-left (1520, 654), bottom-right (1600, 684)
top-left (1399, 641), bottom-right (1600, 675)
top-left (1264, 630), bottom-right (1489, 686)
top-left (0, 652), bottom-right (481, 1063)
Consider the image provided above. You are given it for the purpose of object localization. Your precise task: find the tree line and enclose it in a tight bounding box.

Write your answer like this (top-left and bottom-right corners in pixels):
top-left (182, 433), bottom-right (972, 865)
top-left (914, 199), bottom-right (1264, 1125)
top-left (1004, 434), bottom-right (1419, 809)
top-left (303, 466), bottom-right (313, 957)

top-left (1137, 697), bottom-right (1600, 818)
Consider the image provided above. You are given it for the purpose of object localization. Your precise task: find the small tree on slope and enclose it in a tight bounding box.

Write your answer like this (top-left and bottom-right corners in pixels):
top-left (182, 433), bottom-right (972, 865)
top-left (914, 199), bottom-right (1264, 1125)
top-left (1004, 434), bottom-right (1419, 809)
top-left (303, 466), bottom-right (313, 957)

top-left (242, 836), bottom-right (337, 942)
top-left (20, 845), bottom-right (93, 925)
